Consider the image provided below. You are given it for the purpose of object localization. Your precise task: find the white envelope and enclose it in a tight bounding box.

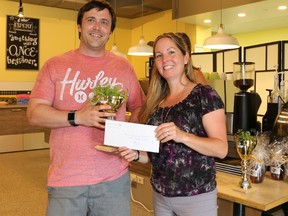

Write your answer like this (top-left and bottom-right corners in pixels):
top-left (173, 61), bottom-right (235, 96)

top-left (104, 119), bottom-right (159, 153)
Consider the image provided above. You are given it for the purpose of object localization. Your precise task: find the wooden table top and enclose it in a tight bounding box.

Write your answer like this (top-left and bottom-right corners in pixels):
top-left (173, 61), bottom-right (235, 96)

top-left (216, 171), bottom-right (288, 211)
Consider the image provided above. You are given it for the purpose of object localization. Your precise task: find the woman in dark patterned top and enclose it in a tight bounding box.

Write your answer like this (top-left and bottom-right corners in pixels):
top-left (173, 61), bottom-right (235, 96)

top-left (119, 32), bottom-right (228, 216)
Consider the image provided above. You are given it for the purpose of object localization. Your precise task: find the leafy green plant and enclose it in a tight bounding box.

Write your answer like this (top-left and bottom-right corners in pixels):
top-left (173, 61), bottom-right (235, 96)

top-left (90, 84), bottom-right (128, 105)
top-left (235, 129), bottom-right (253, 141)
top-left (235, 129), bottom-right (257, 159)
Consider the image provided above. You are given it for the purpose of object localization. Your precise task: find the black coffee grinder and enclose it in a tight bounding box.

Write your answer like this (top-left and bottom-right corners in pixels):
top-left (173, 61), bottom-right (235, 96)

top-left (233, 62), bottom-right (262, 135)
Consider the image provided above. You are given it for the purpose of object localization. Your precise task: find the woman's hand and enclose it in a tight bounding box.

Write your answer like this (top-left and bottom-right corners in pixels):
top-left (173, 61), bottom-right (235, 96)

top-left (155, 122), bottom-right (184, 143)
top-left (119, 147), bottom-right (149, 163)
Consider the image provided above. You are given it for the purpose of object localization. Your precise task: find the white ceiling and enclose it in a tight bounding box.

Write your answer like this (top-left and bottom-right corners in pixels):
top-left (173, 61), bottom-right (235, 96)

top-left (177, 0), bottom-right (288, 34)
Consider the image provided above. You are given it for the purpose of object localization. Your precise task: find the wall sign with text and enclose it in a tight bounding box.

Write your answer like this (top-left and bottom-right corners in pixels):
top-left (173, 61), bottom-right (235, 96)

top-left (6, 15), bottom-right (39, 70)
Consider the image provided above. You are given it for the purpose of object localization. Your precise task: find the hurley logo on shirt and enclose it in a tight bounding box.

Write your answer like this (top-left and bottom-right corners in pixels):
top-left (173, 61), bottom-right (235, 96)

top-left (60, 68), bottom-right (124, 104)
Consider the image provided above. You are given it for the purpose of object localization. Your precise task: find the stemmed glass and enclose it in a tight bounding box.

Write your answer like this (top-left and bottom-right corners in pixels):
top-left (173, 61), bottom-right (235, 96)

top-left (235, 130), bottom-right (257, 189)
top-left (95, 95), bottom-right (127, 120)
top-left (90, 84), bottom-right (128, 120)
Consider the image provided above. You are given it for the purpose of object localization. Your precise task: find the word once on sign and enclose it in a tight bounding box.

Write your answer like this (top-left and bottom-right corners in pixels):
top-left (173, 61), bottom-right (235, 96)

top-left (6, 15), bottom-right (39, 70)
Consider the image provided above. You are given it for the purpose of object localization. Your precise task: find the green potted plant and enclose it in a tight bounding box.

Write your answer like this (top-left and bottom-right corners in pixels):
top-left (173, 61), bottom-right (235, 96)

top-left (90, 84), bottom-right (128, 119)
top-left (90, 84), bottom-right (128, 105)
top-left (235, 129), bottom-right (257, 159)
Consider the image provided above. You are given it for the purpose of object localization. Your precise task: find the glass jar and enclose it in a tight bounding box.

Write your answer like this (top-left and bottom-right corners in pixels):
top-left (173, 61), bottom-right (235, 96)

top-left (270, 165), bottom-right (284, 181)
top-left (250, 162), bottom-right (266, 183)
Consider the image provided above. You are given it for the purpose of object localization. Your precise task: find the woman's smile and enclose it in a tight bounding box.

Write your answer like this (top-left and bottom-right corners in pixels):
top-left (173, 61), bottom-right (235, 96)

top-left (163, 65), bottom-right (174, 70)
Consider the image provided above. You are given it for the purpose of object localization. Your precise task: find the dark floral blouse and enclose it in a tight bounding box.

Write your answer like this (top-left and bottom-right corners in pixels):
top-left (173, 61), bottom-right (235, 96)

top-left (147, 84), bottom-right (224, 197)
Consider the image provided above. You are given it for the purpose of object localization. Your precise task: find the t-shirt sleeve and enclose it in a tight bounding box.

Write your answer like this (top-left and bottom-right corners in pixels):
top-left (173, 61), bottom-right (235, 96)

top-left (30, 59), bottom-right (55, 102)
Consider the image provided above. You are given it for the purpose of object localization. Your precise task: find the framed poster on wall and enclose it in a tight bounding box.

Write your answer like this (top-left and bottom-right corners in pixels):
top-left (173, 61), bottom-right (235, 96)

top-left (6, 15), bottom-right (39, 70)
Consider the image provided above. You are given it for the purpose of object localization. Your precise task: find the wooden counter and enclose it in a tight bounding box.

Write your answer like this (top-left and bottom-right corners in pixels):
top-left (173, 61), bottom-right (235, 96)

top-left (0, 104), bottom-right (27, 109)
top-left (129, 164), bottom-right (287, 216)
top-left (217, 171), bottom-right (288, 215)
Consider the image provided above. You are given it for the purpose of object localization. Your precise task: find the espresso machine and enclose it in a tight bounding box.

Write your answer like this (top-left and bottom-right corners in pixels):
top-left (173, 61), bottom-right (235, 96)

top-left (233, 62), bottom-right (262, 135)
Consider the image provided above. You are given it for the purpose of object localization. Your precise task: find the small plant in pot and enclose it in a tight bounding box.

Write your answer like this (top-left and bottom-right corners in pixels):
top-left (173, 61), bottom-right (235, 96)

top-left (90, 84), bottom-right (128, 119)
top-left (235, 129), bottom-right (257, 159)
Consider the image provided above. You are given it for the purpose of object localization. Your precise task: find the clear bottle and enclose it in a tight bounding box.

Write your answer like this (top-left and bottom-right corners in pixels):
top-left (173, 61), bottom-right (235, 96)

top-left (264, 81), bottom-right (280, 132)
top-left (262, 89), bottom-right (272, 132)
top-left (271, 73), bottom-right (280, 104)
top-left (279, 72), bottom-right (286, 109)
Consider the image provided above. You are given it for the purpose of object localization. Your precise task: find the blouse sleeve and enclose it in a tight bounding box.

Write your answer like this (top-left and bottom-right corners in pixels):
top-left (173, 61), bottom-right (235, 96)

top-left (198, 85), bottom-right (224, 116)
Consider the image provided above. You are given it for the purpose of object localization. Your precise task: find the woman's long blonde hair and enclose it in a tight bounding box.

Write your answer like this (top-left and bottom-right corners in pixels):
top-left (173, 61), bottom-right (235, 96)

top-left (139, 32), bottom-right (197, 123)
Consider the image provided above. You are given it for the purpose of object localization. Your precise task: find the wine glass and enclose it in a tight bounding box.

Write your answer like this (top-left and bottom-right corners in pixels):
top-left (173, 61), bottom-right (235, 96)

top-left (97, 95), bottom-right (126, 120)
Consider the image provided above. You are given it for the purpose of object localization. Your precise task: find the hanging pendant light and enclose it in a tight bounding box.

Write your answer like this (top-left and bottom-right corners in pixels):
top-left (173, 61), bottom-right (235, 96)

top-left (110, 0), bottom-right (127, 58)
top-left (17, 0), bottom-right (24, 17)
top-left (203, 0), bottom-right (239, 50)
top-left (203, 24), bottom-right (239, 49)
top-left (128, 0), bottom-right (153, 56)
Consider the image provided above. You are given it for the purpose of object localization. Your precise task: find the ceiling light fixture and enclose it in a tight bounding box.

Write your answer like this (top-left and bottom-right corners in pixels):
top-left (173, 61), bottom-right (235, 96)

top-left (18, 0), bottom-right (24, 17)
top-left (278, 5), bottom-right (287, 10)
top-left (128, 0), bottom-right (153, 56)
top-left (204, 19), bottom-right (211, 24)
top-left (238, 13), bottom-right (246, 17)
top-left (203, 0), bottom-right (239, 50)
top-left (110, 0), bottom-right (127, 58)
